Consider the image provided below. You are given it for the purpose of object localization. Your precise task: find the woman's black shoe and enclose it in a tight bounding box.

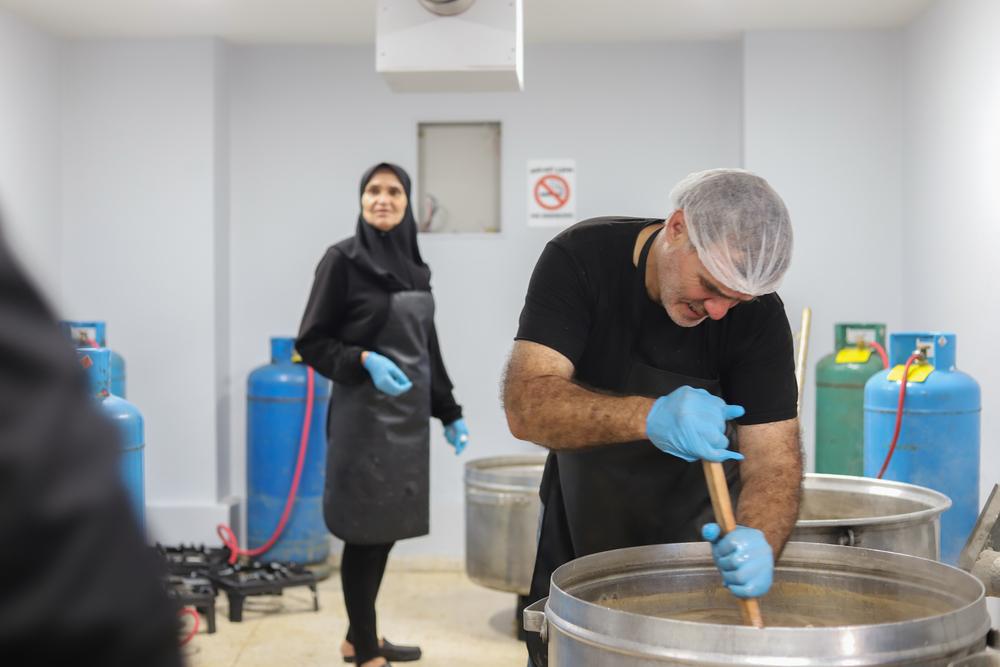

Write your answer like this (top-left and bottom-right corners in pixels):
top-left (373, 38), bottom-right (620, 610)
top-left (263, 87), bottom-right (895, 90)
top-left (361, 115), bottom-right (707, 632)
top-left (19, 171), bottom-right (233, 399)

top-left (343, 638), bottom-right (421, 663)
top-left (379, 639), bottom-right (421, 662)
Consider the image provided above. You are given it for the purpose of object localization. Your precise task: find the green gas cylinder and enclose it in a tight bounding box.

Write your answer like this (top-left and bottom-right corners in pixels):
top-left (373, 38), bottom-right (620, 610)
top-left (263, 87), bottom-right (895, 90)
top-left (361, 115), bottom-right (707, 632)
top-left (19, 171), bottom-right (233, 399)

top-left (815, 323), bottom-right (887, 475)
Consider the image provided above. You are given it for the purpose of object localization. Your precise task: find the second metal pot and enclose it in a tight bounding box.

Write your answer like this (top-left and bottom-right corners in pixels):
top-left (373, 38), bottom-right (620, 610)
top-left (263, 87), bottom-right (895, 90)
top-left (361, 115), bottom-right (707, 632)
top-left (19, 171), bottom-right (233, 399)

top-left (464, 455), bottom-right (545, 594)
top-left (793, 473), bottom-right (951, 559)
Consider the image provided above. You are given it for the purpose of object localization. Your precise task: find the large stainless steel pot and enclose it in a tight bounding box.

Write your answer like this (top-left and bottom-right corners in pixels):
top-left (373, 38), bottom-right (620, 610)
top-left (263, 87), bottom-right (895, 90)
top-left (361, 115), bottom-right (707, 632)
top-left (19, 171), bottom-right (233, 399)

top-left (464, 455), bottom-right (545, 594)
top-left (524, 542), bottom-right (990, 666)
top-left (794, 473), bottom-right (951, 559)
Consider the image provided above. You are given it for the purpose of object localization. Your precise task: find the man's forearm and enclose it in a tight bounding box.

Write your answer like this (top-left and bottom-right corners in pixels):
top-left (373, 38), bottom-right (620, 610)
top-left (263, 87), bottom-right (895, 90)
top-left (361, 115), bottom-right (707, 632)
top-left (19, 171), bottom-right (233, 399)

top-left (734, 419), bottom-right (803, 557)
top-left (737, 466), bottom-right (800, 557)
top-left (505, 375), bottom-right (653, 450)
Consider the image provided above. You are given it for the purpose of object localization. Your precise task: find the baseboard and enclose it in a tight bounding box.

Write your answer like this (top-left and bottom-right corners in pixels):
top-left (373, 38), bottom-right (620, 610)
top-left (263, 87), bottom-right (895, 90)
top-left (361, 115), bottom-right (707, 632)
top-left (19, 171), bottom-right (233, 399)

top-left (384, 555), bottom-right (462, 572)
top-left (322, 536), bottom-right (463, 572)
top-left (145, 506), bottom-right (465, 572)
top-left (320, 543), bottom-right (462, 573)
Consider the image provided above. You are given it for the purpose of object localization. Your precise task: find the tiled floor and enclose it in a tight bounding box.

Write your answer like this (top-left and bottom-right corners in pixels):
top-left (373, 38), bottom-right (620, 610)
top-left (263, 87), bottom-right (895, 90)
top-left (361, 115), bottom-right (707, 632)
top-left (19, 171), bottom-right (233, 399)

top-left (184, 566), bottom-right (528, 667)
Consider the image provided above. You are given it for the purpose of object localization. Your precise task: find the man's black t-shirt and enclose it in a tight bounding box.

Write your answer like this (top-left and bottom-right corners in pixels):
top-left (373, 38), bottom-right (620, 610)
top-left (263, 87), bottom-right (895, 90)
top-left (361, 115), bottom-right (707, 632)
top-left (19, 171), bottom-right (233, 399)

top-left (515, 216), bottom-right (797, 425)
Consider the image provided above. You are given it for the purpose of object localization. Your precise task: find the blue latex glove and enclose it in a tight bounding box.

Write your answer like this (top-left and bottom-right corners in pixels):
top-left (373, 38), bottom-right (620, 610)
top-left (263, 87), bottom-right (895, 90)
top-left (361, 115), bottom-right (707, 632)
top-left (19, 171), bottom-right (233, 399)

top-left (645, 386), bottom-right (745, 462)
top-left (702, 523), bottom-right (774, 598)
top-left (444, 418), bottom-right (469, 455)
top-left (362, 351), bottom-right (412, 396)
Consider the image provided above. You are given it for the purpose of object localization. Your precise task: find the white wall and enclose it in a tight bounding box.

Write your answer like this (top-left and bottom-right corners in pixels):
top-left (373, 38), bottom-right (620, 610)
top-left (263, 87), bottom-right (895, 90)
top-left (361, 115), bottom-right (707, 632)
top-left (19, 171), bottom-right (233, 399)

top-left (228, 42), bottom-right (743, 558)
top-left (902, 0), bottom-right (1000, 508)
top-left (742, 31), bottom-right (905, 470)
top-left (0, 9), bottom-right (61, 299)
top-left (59, 39), bottom-right (235, 542)
top-left (8, 11), bottom-right (992, 564)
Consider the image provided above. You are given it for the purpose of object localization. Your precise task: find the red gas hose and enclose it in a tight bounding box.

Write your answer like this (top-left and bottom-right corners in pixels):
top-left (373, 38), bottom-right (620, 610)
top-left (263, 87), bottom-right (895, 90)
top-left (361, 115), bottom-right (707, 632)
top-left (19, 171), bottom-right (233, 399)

top-left (216, 367), bottom-right (315, 565)
top-left (178, 607), bottom-right (200, 646)
top-left (869, 341), bottom-right (889, 369)
top-left (875, 353), bottom-right (921, 480)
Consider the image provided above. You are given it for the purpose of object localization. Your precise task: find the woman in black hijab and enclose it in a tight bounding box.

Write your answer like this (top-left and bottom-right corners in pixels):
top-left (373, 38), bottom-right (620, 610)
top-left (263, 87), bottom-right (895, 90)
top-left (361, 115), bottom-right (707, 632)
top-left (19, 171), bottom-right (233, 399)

top-left (298, 163), bottom-right (469, 667)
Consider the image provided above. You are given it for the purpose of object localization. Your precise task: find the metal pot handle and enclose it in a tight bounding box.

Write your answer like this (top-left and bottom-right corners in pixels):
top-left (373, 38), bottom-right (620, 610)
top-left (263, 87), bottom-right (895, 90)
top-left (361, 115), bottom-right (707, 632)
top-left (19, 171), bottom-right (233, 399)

top-left (523, 597), bottom-right (548, 643)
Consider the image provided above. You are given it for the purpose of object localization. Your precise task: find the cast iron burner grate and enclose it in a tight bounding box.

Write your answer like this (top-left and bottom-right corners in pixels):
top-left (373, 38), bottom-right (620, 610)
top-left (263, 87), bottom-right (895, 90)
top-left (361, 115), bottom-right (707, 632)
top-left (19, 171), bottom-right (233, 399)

top-left (156, 543), bottom-right (232, 577)
top-left (167, 573), bottom-right (218, 634)
top-left (209, 561), bottom-right (319, 622)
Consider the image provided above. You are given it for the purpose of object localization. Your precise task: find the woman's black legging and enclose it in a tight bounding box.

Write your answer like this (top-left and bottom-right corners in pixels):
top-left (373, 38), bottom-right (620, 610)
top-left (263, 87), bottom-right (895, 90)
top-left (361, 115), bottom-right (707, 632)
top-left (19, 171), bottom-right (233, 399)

top-left (342, 541), bottom-right (395, 664)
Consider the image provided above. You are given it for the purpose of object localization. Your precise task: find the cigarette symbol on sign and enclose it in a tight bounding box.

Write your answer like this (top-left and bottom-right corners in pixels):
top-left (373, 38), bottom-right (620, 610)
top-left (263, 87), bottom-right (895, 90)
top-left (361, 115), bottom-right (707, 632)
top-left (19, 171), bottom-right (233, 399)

top-left (534, 174), bottom-right (571, 211)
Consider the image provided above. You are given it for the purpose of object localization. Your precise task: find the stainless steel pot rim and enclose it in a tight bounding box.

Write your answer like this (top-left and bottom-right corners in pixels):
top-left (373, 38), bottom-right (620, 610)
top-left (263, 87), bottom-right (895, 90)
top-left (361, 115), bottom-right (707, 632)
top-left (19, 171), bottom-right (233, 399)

top-left (545, 608), bottom-right (991, 663)
top-left (549, 592), bottom-right (989, 637)
top-left (464, 455), bottom-right (546, 487)
top-left (546, 542), bottom-right (988, 647)
top-left (799, 473), bottom-right (952, 528)
top-left (466, 486), bottom-right (538, 499)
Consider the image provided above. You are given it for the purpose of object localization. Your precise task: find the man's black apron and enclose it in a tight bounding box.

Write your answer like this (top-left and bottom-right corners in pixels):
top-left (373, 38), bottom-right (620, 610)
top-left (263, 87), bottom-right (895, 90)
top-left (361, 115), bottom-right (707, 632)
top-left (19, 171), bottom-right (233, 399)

top-left (323, 291), bottom-right (434, 545)
top-left (524, 229), bottom-right (741, 666)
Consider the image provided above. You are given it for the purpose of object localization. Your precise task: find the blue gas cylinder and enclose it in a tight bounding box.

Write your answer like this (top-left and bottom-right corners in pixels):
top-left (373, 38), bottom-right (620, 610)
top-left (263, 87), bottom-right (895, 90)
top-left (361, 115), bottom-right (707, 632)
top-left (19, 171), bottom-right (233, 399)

top-left (863, 332), bottom-right (980, 564)
top-left (63, 320), bottom-right (127, 397)
top-left (76, 347), bottom-right (145, 528)
top-left (247, 337), bottom-right (331, 564)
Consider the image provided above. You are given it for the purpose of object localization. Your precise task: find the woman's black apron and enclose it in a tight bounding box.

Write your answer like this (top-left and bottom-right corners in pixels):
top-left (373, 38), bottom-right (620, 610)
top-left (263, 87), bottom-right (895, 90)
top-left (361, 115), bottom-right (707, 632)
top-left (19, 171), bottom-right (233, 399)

top-left (323, 290), bottom-right (435, 545)
top-left (524, 229), bottom-right (741, 666)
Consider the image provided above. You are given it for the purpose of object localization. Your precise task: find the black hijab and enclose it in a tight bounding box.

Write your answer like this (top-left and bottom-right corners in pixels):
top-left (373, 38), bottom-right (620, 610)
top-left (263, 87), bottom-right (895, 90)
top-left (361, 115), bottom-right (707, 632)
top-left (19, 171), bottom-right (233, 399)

top-left (340, 162), bottom-right (431, 292)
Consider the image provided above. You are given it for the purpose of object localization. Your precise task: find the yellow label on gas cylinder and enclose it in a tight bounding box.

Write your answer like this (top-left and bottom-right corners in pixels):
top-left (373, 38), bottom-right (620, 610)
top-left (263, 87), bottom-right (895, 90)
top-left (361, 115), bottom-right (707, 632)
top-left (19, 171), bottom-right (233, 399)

top-left (836, 348), bottom-right (873, 364)
top-left (887, 363), bottom-right (934, 383)
top-left (291, 351), bottom-right (303, 364)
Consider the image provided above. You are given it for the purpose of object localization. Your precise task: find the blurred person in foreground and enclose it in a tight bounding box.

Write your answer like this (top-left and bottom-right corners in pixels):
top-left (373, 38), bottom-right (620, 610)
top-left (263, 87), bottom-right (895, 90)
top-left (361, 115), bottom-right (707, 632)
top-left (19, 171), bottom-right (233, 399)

top-left (0, 213), bottom-right (182, 666)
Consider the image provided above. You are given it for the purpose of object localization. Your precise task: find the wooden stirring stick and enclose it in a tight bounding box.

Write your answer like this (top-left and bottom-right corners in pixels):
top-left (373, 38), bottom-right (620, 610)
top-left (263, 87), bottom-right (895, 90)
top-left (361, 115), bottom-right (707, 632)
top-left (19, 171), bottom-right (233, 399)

top-left (702, 460), bottom-right (764, 628)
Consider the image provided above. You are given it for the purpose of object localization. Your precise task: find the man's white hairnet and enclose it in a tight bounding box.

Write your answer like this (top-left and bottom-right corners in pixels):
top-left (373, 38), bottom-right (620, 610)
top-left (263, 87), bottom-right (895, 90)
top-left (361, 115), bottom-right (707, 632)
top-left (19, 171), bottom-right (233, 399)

top-left (669, 168), bottom-right (792, 296)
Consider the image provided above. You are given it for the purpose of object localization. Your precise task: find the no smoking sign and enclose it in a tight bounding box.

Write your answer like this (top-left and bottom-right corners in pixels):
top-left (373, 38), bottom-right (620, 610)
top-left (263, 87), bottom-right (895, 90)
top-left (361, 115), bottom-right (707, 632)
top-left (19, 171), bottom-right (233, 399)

top-left (534, 174), bottom-right (570, 210)
top-left (528, 159), bottom-right (576, 226)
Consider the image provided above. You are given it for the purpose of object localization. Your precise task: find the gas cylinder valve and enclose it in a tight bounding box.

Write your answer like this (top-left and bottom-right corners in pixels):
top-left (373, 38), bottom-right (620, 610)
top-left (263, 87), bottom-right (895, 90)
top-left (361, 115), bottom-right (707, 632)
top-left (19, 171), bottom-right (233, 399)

top-left (915, 342), bottom-right (932, 363)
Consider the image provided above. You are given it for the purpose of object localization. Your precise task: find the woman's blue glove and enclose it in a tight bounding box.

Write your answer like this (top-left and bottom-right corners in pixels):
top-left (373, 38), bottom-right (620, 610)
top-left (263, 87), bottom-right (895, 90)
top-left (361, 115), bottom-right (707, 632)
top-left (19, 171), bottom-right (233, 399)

top-left (701, 523), bottom-right (774, 598)
top-left (362, 351), bottom-right (412, 396)
top-left (645, 386), bottom-right (744, 462)
top-left (444, 418), bottom-right (469, 455)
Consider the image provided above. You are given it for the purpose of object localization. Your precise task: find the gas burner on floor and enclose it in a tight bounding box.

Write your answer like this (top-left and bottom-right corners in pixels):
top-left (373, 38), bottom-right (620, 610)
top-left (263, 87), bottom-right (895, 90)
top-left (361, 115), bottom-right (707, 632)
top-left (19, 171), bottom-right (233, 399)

top-left (155, 543), bottom-right (232, 576)
top-left (166, 572), bottom-right (218, 634)
top-left (209, 561), bottom-right (319, 622)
